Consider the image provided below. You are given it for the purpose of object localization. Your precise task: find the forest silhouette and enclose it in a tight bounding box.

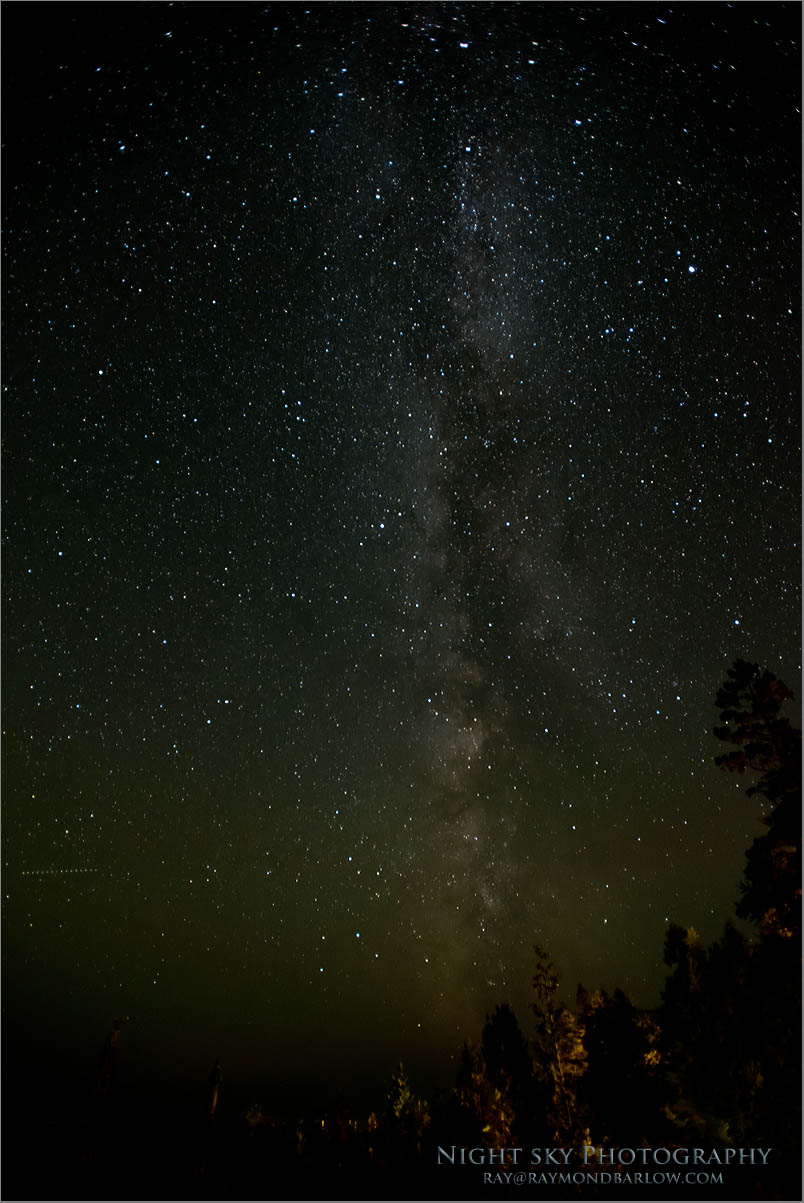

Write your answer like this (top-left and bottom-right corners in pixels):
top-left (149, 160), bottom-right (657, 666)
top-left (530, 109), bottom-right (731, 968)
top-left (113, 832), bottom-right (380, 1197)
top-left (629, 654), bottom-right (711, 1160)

top-left (2, 660), bottom-right (800, 1202)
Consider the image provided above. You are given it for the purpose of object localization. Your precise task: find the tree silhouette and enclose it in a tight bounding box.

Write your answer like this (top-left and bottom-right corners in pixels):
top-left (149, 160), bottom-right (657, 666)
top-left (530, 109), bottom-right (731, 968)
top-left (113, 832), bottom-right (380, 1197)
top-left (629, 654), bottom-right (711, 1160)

top-left (481, 1003), bottom-right (546, 1145)
top-left (713, 659), bottom-right (801, 938)
top-left (659, 914), bottom-right (802, 1166)
top-left (530, 945), bottom-right (586, 1143)
top-left (579, 987), bottom-right (669, 1146)
top-left (651, 662), bottom-right (802, 1191)
top-left (453, 1043), bottom-right (516, 1148)
top-left (384, 1063), bottom-right (430, 1155)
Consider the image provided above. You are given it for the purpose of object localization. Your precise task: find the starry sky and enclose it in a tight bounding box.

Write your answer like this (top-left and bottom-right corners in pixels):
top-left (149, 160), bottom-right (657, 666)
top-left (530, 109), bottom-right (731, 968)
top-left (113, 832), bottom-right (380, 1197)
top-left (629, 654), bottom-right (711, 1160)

top-left (3, 2), bottom-right (800, 1111)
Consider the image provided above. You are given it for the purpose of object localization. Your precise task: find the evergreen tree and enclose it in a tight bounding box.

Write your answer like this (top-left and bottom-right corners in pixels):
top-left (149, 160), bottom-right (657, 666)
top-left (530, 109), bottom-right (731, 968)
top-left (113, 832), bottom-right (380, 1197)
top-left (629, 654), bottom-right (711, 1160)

top-left (453, 1044), bottom-right (516, 1148)
top-left (481, 1003), bottom-right (546, 1145)
top-left (713, 659), bottom-right (801, 938)
top-left (530, 945), bottom-right (586, 1143)
top-left (656, 662), bottom-right (801, 1194)
top-left (384, 1063), bottom-right (430, 1155)
top-left (659, 919), bottom-right (792, 1147)
top-left (579, 987), bottom-right (669, 1146)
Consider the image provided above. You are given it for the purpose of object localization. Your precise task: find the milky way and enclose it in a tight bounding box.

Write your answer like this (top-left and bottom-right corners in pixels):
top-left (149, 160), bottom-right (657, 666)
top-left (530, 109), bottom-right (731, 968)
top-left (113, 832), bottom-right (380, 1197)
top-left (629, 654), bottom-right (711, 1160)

top-left (3, 2), bottom-right (800, 1105)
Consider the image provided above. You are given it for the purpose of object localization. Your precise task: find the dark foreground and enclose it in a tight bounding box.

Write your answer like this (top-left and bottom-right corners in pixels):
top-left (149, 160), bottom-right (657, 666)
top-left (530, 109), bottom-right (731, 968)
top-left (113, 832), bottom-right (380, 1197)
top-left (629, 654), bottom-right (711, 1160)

top-left (2, 1080), bottom-right (799, 1203)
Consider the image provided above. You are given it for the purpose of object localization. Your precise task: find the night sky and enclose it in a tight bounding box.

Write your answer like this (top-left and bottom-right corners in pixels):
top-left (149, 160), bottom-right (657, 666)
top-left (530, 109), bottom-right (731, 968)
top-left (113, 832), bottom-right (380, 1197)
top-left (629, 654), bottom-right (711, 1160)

top-left (3, 2), bottom-right (800, 1113)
